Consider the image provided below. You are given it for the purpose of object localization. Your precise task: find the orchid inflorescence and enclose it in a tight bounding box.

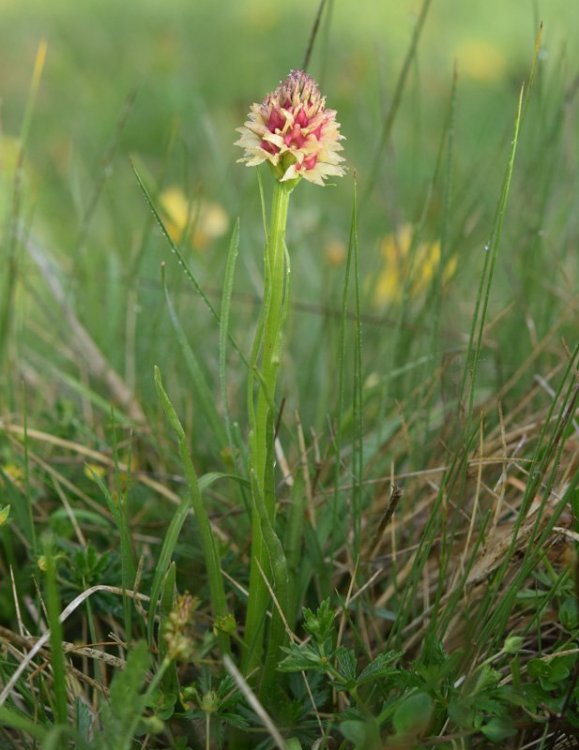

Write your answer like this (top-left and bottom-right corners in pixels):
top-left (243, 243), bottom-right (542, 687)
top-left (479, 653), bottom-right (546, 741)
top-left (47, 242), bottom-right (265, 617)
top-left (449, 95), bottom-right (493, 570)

top-left (236, 69), bottom-right (345, 186)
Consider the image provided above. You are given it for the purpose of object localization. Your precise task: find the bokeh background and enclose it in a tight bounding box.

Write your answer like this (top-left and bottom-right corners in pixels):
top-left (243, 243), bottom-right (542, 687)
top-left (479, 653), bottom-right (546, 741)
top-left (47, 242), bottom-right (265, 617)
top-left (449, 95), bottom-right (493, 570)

top-left (3, 0), bottom-right (577, 180)
top-left (3, 0), bottom-right (577, 214)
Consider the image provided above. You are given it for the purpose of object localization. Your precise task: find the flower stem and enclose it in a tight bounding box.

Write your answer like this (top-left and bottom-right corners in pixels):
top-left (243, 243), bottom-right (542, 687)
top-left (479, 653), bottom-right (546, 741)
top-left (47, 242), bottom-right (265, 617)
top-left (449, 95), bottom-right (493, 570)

top-left (243, 179), bottom-right (292, 677)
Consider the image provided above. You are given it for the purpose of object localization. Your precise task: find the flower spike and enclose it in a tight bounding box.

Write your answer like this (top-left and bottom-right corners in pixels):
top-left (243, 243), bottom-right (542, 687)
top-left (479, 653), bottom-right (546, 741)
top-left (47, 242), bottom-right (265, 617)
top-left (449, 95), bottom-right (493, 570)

top-left (235, 69), bottom-right (345, 186)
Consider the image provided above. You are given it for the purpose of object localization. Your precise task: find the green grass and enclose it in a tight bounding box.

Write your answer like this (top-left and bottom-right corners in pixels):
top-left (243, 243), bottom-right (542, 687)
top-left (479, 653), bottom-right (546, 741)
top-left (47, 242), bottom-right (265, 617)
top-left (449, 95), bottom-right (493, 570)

top-left (1, 1), bottom-right (578, 748)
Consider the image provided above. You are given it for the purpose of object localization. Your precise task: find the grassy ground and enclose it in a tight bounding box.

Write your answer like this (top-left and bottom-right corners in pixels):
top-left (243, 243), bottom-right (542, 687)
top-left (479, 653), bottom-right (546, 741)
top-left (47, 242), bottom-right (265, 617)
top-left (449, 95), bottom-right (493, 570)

top-left (1, 1), bottom-right (578, 748)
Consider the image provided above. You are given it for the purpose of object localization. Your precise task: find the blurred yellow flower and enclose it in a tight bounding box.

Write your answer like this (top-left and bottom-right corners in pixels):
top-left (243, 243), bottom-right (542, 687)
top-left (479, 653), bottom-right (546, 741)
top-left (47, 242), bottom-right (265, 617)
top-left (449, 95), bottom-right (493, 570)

top-left (455, 39), bottom-right (506, 83)
top-left (246, 0), bottom-right (279, 30)
top-left (374, 224), bottom-right (457, 306)
top-left (37, 552), bottom-right (66, 571)
top-left (1, 463), bottom-right (24, 489)
top-left (84, 462), bottom-right (106, 482)
top-left (325, 238), bottom-right (347, 266)
top-left (159, 187), bottom-right (229, 249)
top-left (1, 40), bottom-right (45, 208)
top-left (84, 455), bottom-right (137, 491)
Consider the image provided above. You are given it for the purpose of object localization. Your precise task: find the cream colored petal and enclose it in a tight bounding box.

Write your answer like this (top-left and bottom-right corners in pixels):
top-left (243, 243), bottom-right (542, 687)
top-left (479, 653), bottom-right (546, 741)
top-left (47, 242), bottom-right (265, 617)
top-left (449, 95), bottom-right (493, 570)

top-left (262, 132), bottom-right (285, 149)
top-left (238, 152), bottom-right (269, 166)
top-left (320, 163), bottom-right (346, 177)
top-left (302, 169), bottom-right (327, 186)
top-left (280, 163), bottom-right (300, 181)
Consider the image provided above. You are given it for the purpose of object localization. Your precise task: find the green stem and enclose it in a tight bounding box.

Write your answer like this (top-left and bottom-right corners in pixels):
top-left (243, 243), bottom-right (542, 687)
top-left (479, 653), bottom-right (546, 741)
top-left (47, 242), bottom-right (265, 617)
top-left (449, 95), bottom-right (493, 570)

top-left (243, 179), bottom-right (292, 677)
top-left (250, 469), bottom-right (290, 702)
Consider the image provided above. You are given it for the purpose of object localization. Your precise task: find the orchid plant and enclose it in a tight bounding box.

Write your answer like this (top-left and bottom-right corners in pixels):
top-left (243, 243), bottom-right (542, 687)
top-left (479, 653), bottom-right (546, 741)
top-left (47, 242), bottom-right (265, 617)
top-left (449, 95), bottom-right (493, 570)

top-left (235, 70), bottom-right (345, 694)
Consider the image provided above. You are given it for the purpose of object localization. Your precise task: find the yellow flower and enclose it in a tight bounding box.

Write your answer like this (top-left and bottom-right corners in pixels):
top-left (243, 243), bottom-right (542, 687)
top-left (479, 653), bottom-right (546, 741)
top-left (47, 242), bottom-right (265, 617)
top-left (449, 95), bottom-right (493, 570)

top-left (84, 463), bottom-right (106, 482)
top-left (159, 187), bottom-right (229, 249)
top-left (373, 224), bottom-right (457, 306)
top-left (235, 69), bottom-right (345, 186)
top-left (455, 40), bottom-right (507, 83)
top-left (37, 552), bottom-right (66, 571)
top-left (325, 238), bottom-right (347, 266)
top-left (245, 0), bottom-right (279, 30)
top-left (1, 463), bottom-right (24, 490)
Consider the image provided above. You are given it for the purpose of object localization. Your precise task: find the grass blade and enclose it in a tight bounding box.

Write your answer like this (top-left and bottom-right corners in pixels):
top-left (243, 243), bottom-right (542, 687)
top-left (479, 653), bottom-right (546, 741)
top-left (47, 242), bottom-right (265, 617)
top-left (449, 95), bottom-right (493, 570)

top-left (0, 707), bottom-right (48, 741)
top-left (131, 160), bottom-right (248, 369)
top-left (154, 366), bottom-right (231, 655)
top-left (459, 86), bottom-right (525, 421)
top-left (219, 218), bottom-right (240, 449)
top-left (44, 540), bottom-right (68, 725)
top-left (364, 0), bottom-right (433, 197)
top-left (0, 40), bottom-right (47, 361)
top-left (162, 264), bottom-right (228, 450)
top-left (96, 641), bottom-right (151, 750)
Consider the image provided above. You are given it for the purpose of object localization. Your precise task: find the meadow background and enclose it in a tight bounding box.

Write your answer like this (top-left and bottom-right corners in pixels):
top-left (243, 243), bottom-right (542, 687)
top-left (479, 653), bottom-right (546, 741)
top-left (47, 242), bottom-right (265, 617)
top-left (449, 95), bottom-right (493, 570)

top-left (1, 0), bottom-right (578, 748)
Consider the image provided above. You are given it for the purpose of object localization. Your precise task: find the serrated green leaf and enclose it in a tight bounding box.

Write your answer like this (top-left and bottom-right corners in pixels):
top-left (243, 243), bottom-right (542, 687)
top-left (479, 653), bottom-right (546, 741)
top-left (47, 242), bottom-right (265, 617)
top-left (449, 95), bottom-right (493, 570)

top-left (474, 664), bottom-right (501, 693)
top-left (420, 635), bottom-right (449, 666)
top-left (219, 711), bottom-right (251, 729)
top-left (336, 646), bottom-right (357, 686)
top-left (357, 650), bottom-right (402, 686)
top-left (277, 643), bottom-right (324, 672)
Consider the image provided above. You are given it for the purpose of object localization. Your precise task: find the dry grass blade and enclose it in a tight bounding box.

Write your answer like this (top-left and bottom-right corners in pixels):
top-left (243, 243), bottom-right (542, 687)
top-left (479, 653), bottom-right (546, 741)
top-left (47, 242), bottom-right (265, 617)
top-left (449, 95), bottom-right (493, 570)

top-left (0, 420), bottom-right (206, 512)
top-left (0, 585), bottom-right (149, 707)
top-left (23, 233), bottom-right (147, 427)
top-left (223, 655), bottom-right (288, 750)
